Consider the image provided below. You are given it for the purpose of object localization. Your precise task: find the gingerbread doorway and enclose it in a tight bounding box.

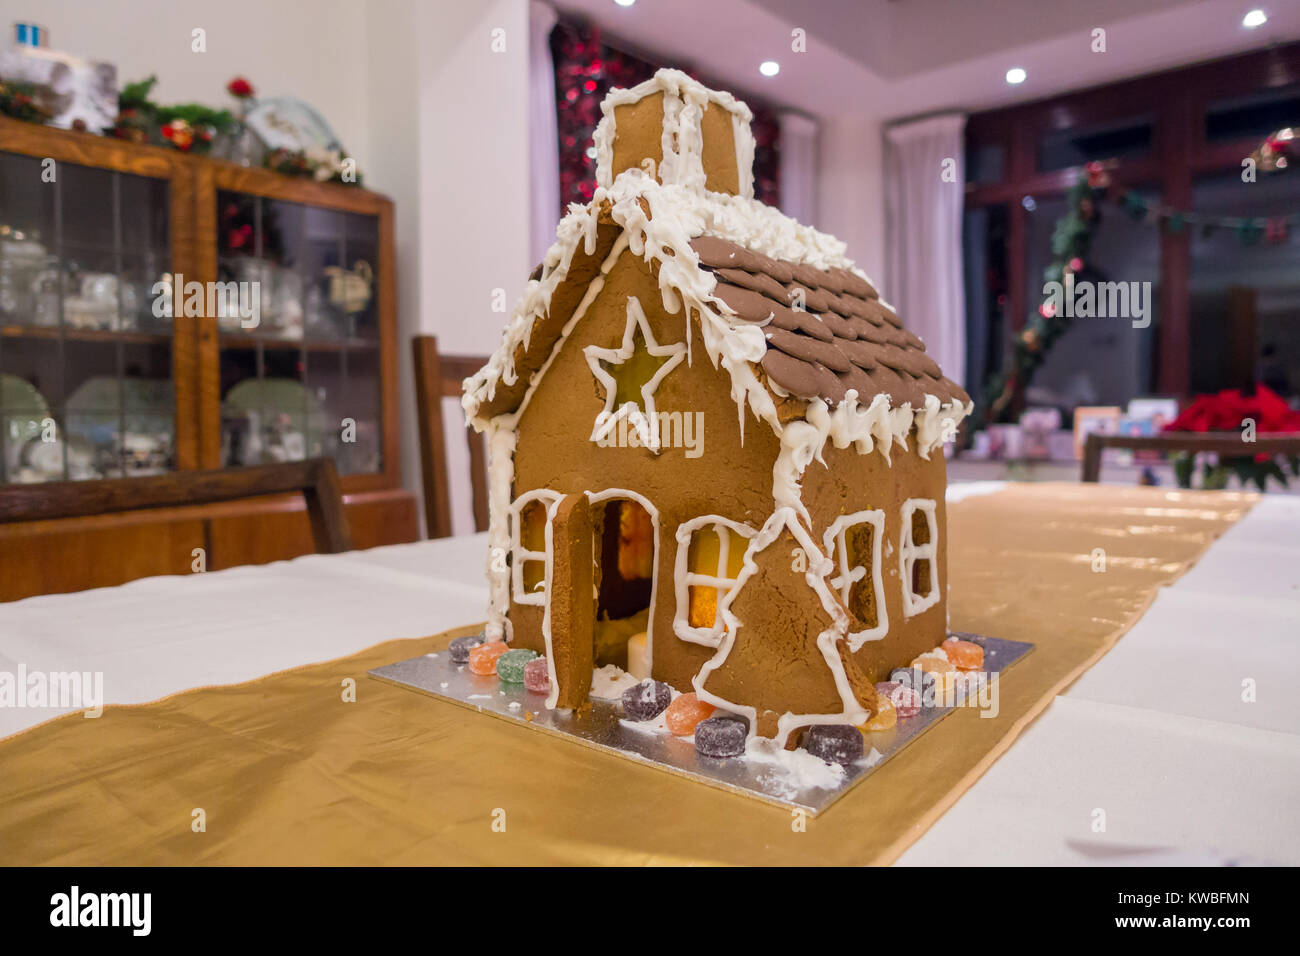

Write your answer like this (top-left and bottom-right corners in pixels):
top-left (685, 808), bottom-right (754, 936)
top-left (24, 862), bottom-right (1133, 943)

top-left (589, 492), bottom-right (657, 675)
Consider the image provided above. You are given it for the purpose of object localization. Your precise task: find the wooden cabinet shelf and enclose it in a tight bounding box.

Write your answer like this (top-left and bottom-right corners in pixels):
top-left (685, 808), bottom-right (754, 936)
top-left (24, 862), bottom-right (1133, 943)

top-left (1, 324), bottom-right (174, 346)
top-left (217, 332), bottom-right (381, 351)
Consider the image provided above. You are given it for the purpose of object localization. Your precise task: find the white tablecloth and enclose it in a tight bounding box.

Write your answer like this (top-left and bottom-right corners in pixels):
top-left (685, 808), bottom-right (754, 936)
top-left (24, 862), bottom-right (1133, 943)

top-left (3, 482), bottom-right (1297, 864)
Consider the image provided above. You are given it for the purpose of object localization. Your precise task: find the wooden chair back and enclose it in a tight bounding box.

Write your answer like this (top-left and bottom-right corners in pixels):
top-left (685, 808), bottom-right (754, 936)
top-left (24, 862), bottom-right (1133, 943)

top-left (1082, 431), bottom-right (1300, 482)
top-left (412, 335), bottom-right (490, 538)
top-left (0, 458), bottom-right (353, 553)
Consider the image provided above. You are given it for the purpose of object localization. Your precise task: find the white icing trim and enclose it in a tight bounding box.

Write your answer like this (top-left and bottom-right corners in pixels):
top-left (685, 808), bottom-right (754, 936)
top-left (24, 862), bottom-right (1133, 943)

top-left (900, 498), bottom-right (940, 618)
top-left (479, 236), bottom-right (631, 642)
top-left (732, 109), bottom-right (755, 199)
top-left (586, 489), bottom-right (662, 676)
top-left (483, 422), bottom-right (517, 642)
top-left (540, 496), bottom-right (565, 710)
top-left (672, 515), bottom-right (758, 648)
top-left (509, 489), bottom-right (562, 606)
top-left (692, 508), bottom-right (867, 747)
top-left (585, 297), bottom-right (686, 454)
top-left (823, 510), bottom-right (889, 651)
top-left (771, 391), bottom-right (972, 524)
top-left (593, 68), bottom-right (757, 200)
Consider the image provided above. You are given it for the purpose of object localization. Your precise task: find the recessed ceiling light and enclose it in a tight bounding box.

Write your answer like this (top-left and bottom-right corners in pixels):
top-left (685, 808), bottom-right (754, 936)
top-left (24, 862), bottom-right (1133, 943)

top-left (760, 60), bottom-right (780, 77)
top-left (1006, 67), bottom-right (1027, 85)
top-left (1243, 9), bottom-right (1267, 28)
top-left (614, 0), bottom-right (635, 8)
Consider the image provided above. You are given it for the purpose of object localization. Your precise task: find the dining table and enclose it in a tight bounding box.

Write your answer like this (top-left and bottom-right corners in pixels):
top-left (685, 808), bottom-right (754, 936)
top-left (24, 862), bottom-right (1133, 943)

top-left (2, 480), bottom-right (1297, 866)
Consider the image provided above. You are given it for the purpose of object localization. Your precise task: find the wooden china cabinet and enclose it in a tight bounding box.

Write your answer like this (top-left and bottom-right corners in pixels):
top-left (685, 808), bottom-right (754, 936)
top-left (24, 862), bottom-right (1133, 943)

top-left (0, 117), bottom-right (416, 600)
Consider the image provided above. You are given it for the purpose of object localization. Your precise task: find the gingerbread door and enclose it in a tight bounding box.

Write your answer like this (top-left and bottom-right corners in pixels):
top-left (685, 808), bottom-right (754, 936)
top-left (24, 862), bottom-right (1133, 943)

top-left (546, 493), bottom-right (595, 707)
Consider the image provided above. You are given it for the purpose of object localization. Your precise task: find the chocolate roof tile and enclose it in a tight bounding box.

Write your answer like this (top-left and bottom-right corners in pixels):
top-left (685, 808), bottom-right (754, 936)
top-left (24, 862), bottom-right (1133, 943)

top-left (692, 236), bottom-right (970, 408)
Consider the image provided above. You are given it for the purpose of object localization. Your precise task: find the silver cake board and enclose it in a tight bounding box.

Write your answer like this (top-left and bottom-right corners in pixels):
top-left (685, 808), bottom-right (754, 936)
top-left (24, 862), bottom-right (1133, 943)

top-left (368, 632), bottom-right (1033, 816)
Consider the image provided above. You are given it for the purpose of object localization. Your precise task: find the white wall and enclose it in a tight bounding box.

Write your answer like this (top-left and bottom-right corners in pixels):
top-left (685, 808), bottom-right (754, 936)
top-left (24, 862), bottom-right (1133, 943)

top-left (415, 0), bottom-right (531, 535)
top-left (5, 0), bottom-right (371, 161)
top-left (362, 0), bottom-right (424, 533)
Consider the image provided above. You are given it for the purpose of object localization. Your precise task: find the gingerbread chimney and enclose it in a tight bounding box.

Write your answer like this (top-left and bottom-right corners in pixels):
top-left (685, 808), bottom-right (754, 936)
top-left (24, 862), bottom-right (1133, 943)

top-left (593, 68), bottom-right (755, 198)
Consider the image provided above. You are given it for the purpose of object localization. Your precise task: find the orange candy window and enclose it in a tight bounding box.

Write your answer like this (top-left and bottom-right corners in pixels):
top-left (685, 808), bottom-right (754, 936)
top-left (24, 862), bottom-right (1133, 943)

top-left (686, 525), bottom-right (747, 630)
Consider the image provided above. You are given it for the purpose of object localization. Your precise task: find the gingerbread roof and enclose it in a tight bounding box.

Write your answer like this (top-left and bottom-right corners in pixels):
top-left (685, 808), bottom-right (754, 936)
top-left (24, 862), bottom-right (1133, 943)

top-left (463, 171), bottom-right (971, 462)
top-left (690, 237), bottom-right (969, 411)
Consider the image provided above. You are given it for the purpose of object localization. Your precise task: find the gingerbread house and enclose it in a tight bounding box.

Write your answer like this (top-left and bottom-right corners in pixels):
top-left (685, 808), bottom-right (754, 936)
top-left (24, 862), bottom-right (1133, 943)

top-left (463, 70), bottom-right (971, 746)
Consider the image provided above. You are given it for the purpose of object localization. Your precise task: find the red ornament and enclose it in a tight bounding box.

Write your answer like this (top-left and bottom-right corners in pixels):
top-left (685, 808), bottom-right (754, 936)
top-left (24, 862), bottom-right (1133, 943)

top-left (161, 119), bottom-right (195, 151)
top-left (227, 76), bottom-right (255, 99)
top-left (1068, 257), bottom-right (1083, 272)
top-left (1039, 301), bottom-right (1057, 319)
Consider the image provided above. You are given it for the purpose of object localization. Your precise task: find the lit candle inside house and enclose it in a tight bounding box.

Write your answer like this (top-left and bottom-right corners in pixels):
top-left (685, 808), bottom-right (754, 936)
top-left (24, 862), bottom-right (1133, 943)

top-left (626, 631), bottom-right (650, 680)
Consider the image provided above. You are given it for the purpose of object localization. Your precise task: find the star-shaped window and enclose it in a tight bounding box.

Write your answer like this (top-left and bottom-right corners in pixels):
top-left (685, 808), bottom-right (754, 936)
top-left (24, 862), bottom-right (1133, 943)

top-left (584, 297), bottom-right (685, 453)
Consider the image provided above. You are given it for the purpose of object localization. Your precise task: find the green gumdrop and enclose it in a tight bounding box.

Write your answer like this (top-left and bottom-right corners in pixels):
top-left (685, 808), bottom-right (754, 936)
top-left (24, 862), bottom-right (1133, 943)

top-left (496, 648), bottom-right (539, 683)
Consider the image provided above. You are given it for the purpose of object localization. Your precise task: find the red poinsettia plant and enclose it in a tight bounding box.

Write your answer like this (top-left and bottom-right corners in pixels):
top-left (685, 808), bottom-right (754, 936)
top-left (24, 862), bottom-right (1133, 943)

top-left (1164, 385), bottom-right (1300, 490)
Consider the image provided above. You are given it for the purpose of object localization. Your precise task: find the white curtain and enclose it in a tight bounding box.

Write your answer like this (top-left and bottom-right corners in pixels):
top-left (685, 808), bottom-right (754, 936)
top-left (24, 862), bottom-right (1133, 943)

top-left (528, 0), bottom-right (560, 266)
top-left (778, 111), bottom-right (818, 223)
top-left (884, 113), bottom-right (967, 388)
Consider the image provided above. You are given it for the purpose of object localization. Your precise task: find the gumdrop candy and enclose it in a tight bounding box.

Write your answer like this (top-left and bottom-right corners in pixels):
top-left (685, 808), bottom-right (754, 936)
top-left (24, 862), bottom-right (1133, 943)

top-left (468, 640), bottom-right (510, 676)
top-left (890, 667), bottom-right (920, 690)
top-left (695, 715), bottom-right (748, 758)
top-left (862, 695), bottom-right (897, 732)
top-left (948, 632), bottom-right (987, 647)
top-left (622, 680), bottom-right (672, 721)
top-left (891, 685), bottom-right (922, 718)
top-left (448, 634), bottom-right (485, 663)
top-left (664, 692), bottom-right (715, 736)
top-left (892, 666), bottom-right (935, 696)
top-left (496, 648), bottom-right (538, 683)
top-left (943, 639), bottom-right (984, 671)
top-left (803, 724), bottom-right (864, 765)
top-left (875, 680), bottom-right (900, 699)
top-left (523, 656), bottom-right (551, 694)
top-left (913, 653), bottom-right (955, 674)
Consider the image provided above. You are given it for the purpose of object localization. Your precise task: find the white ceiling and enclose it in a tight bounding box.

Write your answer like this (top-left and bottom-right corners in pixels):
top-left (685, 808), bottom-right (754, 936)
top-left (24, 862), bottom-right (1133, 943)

top-left (554, 0), bottom-right (1300, 121)
top-left (748, 0), bottom-right (1203, 79)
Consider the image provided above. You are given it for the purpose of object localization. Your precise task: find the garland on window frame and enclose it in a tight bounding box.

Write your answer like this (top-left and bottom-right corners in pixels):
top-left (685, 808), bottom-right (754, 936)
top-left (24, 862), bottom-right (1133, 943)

top-left (973, 128), bottom-right (1296, 431)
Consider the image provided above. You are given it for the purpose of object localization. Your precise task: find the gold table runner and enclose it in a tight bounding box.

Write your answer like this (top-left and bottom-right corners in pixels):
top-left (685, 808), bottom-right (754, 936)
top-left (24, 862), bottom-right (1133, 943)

top-left (0, 483), bottom-right (1254, 865)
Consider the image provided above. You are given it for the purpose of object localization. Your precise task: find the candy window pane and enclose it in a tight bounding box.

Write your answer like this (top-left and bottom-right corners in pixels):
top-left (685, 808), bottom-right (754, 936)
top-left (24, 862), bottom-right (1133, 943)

top-left (0, 154), bottom-right (173, 483)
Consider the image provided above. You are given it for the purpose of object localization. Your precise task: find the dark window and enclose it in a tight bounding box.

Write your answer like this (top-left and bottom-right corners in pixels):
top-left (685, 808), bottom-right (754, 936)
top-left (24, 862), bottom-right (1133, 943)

top-left (965, 141), bottom-right (1005, 185)
top-left (1205, 86), bottom-right (1300, 143)
top-left (1038, 116), bottom-right (1153, 172)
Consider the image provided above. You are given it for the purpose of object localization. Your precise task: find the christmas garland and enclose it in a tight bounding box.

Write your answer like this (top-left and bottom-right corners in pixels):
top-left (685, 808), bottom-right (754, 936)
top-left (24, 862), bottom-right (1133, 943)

top-left (0, 79), bottom-right (53, 124)
top-left (108, 75), bottom-right (233, 154)
top-left (2, 67), bottom-right (360, 185)
top-left (973, 129), bottom-right (1297, 431)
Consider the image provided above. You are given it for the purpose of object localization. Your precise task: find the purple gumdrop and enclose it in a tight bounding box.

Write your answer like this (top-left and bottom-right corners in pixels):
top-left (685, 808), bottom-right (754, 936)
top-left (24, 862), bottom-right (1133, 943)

top-left (694, 715), bottom-right (748, 758)
top-left (448, 634), bottom-right (485, 663)
top-left (523, 656), bottom-right (550, 694)
top-left (803, 724), bottom-right (864, 765)
top-left (621, 680), bottom-right (672, 721)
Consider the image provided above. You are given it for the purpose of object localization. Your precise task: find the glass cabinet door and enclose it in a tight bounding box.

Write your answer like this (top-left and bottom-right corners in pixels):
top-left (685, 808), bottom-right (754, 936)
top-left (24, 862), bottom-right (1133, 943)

top-left (216, 189), bottom-right (383, 476)
top-left (0, 152), bottom-right (174, 483)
